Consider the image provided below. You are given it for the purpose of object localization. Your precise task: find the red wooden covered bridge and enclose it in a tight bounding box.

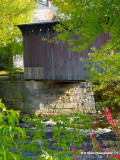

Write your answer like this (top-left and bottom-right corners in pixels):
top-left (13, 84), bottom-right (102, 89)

top-left (17, 21), bottom-right (110, 81)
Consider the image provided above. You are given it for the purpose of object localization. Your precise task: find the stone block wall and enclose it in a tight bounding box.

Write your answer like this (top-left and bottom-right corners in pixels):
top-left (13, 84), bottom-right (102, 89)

top-left (0, 78), bottom-right (96, 115)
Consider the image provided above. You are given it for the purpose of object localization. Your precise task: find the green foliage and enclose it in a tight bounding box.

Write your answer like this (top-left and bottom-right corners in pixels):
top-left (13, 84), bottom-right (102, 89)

top-left (85, 47), bottom-right (120, 107)
top-left (29, 115), bottom-right (49, 152)
top-left (0, 99), bottom-right (27, 160)
top-left (37, 150), bottom-right (56, 160)
top-left (0, 100), bottom-right (92, 160)
top-left (37, 113), bottom-right (92, 160)
top-left (0, 0), bottom-right (37, 70)
top-left (49, 0), bottom-right (120, 108)
top-left (0, 100), bottom-right (43, 160)
top-left (50, 0), bottom-right (120, 51)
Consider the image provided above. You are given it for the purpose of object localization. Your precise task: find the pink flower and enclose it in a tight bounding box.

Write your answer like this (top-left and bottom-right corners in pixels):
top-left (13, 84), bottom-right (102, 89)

top-left (90, 128), bottom-right (95, 139)
top-left (105, 149), bottom-right (109, 153)
top-left (92, 134), bottom-right (95, 139)
top-left (113, 119), bottom-right (119, 124)
top-left (71, 146), bottom-right (77, 151)
top-left (105, 108), bottom-right (114, 126)
top-left (117, 155), bottom-right (120, 159)
top-left (105, 107), bottom-right (120, 129)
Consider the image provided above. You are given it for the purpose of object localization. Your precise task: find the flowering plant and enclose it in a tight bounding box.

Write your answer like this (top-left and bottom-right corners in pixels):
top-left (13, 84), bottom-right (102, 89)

top-left (105, 107), bottom-right (120, 140)
top-left (89, 107), bottom-right (120, 159)
top-left (70, 108), bottom-right (120, 160)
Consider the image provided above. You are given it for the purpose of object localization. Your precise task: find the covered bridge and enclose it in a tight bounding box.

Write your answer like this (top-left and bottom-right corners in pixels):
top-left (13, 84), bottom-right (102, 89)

top-left (18, 21), bottom-right (110, 81)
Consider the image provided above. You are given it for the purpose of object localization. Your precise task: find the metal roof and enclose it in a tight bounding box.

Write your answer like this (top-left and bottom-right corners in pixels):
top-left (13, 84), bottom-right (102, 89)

top-left (32, 9), bottom-right (57, 23)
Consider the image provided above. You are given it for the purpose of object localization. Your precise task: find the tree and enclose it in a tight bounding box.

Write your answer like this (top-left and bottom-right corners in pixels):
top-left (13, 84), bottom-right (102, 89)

top-left (49, 0), bottom-right (120, 108)
top-left (0, 0), bottom-right (37, 70)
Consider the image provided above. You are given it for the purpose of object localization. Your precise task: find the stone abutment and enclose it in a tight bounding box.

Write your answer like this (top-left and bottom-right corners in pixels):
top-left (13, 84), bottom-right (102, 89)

top-left (0, 77), bottom-right (96, 115)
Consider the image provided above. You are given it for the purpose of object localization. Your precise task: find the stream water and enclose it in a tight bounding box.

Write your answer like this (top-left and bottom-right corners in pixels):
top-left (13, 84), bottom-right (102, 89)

top-left (17, 112), bottom-right (120, 160)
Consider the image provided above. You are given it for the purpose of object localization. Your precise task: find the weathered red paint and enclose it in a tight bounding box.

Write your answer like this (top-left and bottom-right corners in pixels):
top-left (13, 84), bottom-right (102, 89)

top-left (18, 22), bottom-right (110, 80)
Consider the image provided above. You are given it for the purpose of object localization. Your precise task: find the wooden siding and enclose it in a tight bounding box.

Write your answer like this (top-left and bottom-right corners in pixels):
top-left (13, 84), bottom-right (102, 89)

top-left (24, 67), bottom-right (44, 79)
top-left (18, 22), bottom-right (110, 81)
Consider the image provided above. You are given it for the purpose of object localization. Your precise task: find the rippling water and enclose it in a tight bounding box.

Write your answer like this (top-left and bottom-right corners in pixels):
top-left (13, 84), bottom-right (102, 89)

top-left (18, 112), bottom-right (120, 160)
